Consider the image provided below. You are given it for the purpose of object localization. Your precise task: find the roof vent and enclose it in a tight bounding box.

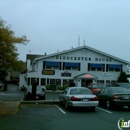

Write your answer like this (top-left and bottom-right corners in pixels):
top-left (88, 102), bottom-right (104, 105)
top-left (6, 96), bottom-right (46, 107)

top-left (45, 53), bottom-right (47, 55)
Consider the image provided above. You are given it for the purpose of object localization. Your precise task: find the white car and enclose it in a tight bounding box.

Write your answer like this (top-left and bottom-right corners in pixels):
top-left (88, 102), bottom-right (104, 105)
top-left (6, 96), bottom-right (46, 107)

top-left (59, 87), bottom-right (99, 111)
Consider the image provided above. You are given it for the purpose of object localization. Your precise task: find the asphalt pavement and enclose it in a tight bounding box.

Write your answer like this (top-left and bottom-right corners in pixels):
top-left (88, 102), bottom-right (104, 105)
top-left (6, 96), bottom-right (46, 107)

top-left (0, 84), bottom-right (61, 116)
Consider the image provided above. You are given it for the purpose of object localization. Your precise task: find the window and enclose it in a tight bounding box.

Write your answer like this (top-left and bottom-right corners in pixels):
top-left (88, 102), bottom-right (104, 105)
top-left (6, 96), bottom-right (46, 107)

top-left (53, 66), bottom-right (59, 69)
top-left (31, 78), bottom-right (36, 85)
top-left (41, 78), bottom-right (46, 85)
top-left (107, 64), bottom-right (122, 72)
top-left (46, 66), bottom-right (52, 69)
top-left (63, 79), bottom-right (69, 85)
top-left (97, 80), bottom-right (104, 84)
top-left (103, 88), bottom-right (109, 93)
top-left (66, 66), bottom-right (71, 70)
top-left (64, 62), bottom-right (79, 71)
top-left (56, 79), bottom-right (61, 85)
top-left (88, 63), bottom-right (104, 71)
top-left (28, 78), bottom-right (30, 85)
top-left (72, 67), bottom-right (78, 70)
top-left (50, 79), bottom-right (55, 85)
top-left (45, 61), bottom-right (60, 70)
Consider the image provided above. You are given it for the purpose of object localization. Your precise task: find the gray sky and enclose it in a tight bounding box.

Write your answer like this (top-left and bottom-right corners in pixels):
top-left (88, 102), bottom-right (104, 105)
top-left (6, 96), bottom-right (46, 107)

top-left (0, 0), bottom-right (130, 61)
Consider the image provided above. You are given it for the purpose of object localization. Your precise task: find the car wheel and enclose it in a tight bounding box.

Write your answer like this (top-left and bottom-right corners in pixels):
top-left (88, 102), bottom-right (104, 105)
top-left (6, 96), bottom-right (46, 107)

top-left (106, 101), bottom-right (113, 109)
top-left (65, 101), bottom-right (71, 110)
top-left (90, 107), bottom-right (95, 111)
top-left (65, 101), bottom-right (68, 109)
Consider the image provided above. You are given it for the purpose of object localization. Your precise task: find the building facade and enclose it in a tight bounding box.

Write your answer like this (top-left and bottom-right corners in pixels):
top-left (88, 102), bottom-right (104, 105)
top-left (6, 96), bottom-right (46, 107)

top-left (19, 45), bottom-right (130, 89)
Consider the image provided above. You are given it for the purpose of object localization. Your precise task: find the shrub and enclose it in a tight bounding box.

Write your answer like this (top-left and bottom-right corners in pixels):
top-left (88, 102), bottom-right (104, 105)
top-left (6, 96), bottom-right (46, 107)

top-left (57, 85), bottom-right (63, 90)
top-left (63, 84), bottom-right (69, 90)
top-left (46, 84), bottom-right (52, 90)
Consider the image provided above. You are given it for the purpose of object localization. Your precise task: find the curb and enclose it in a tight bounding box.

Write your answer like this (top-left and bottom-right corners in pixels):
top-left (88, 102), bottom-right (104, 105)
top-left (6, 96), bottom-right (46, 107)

top-left (20, 100), bottom-right (59, 105)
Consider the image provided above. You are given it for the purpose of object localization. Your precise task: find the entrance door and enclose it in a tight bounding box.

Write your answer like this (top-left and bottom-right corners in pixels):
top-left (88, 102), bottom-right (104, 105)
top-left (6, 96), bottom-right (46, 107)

top-left (81, 79), bottom-right (92, 87)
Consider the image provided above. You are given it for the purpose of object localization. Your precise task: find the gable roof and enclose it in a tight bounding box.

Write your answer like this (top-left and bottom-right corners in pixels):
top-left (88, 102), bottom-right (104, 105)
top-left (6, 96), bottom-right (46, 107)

top-left (74, 73), bottom-right (98, 79)
top-left (33, 45), bottom-right (130, 64)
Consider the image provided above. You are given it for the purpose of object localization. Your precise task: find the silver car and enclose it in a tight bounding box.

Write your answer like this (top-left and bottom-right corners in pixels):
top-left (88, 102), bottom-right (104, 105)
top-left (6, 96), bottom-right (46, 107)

top-left (59, 87), bottom-right (99, 111)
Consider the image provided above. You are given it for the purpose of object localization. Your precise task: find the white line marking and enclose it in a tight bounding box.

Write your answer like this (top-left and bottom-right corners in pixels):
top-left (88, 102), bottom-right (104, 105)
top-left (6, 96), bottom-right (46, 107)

top-left (54, 105), bottom-right (66, 114)
top-left (96, 107), bottom-right (112, 114)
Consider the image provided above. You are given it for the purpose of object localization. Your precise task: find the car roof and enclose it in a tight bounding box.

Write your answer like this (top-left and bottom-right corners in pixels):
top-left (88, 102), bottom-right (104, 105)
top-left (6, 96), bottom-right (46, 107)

top-left (89, 83), bottom-right (103, 85)
top-left (69, 87), bottom-right (89, 89)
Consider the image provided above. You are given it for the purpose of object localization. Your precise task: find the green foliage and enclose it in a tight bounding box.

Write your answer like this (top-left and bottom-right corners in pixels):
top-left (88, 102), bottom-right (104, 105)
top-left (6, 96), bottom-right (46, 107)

top-left (63, 84), bottom-right (69, 90)
top-left (46, 84), bottom-right (69, 90)
top-left (117, 71), bottom-right (129, 83)
top-left (57, 85), bottom-right (64, 90)
top-left (0, 17), bottom-right (29, 72)
top-left (46, 84), bottom-right (52, 90)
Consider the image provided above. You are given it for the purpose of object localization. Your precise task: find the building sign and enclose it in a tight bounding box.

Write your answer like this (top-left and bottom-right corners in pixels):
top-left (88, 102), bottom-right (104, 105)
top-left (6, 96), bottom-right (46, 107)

top-left (42, 70), bottom-right (55, 75)
top-left (100, 73), bottom-right (111, 78)
top-left (55, 56), bottom-right (112, 62)
top-left (61, 71), bottom-right (71, 77)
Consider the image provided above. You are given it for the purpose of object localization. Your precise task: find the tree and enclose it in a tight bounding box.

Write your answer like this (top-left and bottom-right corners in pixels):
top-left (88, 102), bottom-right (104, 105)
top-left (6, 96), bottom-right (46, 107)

top-left (0, 18), bottom-right (29, 78)
top-left (117, 71), bottom-right (129, 83)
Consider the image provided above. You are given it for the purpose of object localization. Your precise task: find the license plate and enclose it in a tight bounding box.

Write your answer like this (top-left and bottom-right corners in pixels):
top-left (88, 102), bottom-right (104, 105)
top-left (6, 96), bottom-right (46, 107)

top-left (124, 97), bottom-right (129, 99)
top-left (82, 98), bottom-right (88, 102)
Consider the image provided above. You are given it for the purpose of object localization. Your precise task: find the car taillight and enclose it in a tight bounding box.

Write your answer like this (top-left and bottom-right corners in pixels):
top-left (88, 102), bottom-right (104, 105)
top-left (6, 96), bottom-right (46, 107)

top-left (71, 96), bottom-right (81, 101)
top-left (90, 96), bottom-right (98, 101)
top-left (114, 94), bottom-right (119, 99)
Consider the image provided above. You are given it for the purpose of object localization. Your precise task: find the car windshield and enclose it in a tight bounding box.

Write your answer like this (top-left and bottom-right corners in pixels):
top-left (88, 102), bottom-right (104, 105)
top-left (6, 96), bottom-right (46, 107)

top-left (111, 87), bottom-right (130, 93)
top-left (91, 84), bottom-right (105, 89)
top-left (70, 88), bottom-right (92, 95)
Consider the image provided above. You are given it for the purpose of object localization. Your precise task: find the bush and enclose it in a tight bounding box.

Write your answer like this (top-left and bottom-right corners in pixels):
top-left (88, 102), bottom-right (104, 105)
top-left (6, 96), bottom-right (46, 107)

top-left (57, 85), bottom-right (63, 90)
top-left (63, 84), bottom-right (69, 90)
top-left (46, 84), bottom-right (52, 90)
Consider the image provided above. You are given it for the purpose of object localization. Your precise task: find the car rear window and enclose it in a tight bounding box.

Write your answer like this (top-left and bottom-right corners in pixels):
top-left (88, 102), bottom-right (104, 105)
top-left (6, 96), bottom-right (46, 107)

top-left (70, 88), bottom-right (92, 95)
top-left (91, 84), bottom-right (105, 89)
top-left (111, 87), bottom-right (129, 93)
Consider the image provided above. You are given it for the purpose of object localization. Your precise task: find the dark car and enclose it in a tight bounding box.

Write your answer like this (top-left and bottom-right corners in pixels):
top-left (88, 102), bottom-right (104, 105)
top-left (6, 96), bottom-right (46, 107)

top-left (87, 83), bottom-right (105, 95)
top-left (117, 83), bottom-right (130, 90)
top-left (24, 86), bottom-right (46, 100)
top-left (97, 87), bottom-right (130, 109)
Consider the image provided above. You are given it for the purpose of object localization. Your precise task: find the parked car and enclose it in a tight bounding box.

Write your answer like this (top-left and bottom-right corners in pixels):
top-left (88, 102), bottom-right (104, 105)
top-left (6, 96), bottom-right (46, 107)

top-left (117, 83), bottom-right (130, 90)
top-left (59, 87), bottom-right (99, 111)
top-left (87, 83), bottom-right (105, 95)
top-left (97, 87), bottom-right (130, 109)
top-left (24, 86), bottom-right (46, 100)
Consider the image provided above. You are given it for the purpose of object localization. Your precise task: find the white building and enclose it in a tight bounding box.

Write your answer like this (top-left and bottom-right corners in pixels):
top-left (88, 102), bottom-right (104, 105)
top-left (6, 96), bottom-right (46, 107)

top-left (19, 45), bottom-right (130, 89)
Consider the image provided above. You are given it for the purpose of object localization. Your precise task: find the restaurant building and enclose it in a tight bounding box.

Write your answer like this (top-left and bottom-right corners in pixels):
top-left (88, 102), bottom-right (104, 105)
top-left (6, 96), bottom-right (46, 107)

top-left (19, 45), bottom-right (130, 89)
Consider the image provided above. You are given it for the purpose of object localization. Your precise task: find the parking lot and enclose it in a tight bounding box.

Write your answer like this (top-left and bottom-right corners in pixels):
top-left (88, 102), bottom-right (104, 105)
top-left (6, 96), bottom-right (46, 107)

top-left (0, 84), bottom-right (130, 130)
top-left (0, 103), bottom-right (130, 130)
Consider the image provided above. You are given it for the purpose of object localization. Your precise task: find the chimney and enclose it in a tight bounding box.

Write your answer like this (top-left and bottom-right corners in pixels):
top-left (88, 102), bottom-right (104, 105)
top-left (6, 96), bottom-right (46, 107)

top-left (44, 53), bottom-right (47, 56)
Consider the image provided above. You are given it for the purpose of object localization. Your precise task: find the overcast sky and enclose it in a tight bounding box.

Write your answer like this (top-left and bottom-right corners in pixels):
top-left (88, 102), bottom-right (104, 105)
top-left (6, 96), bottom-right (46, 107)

top-left (0, 0), bottom-right (130, 61)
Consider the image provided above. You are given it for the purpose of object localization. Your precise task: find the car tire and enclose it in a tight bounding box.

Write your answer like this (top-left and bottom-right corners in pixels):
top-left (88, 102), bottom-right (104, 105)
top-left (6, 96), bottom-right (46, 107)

top-left (65, 101), bottom-right (71, 110)
top-left (90, 107), bottom-right (95, 111)
top-left (106, 101), bottom-right (113, 109)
